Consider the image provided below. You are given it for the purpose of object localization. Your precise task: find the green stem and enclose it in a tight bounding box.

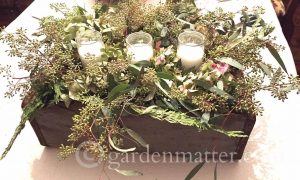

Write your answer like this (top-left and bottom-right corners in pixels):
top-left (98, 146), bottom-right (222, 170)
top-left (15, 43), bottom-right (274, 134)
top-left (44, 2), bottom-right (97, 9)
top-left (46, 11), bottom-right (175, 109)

top-left (0, 96), bottom-right (43, 160)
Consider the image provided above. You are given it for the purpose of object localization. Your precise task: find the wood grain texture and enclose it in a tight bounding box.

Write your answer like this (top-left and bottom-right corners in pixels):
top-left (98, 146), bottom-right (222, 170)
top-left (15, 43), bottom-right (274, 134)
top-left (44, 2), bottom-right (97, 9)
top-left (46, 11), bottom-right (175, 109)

top-left (30, 101), bottom-right (256, 160)
top-left (0, 0), bottom-right (33, 27)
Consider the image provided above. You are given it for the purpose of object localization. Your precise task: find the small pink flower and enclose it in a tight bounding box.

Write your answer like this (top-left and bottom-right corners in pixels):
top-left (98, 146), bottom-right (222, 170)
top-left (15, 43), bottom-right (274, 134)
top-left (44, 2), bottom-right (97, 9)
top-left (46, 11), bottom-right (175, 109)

top-left (155, 54), bottom-right (165, 66)
top-left (211, 63), bottom-right (229, 74)
top-left (211, 63), bottom-right (217, 69)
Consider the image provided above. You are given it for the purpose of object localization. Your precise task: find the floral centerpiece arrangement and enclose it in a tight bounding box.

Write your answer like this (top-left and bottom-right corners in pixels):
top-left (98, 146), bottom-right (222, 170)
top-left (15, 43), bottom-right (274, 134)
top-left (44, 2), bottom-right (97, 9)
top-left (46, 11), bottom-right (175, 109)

top-left (1, 0), bottom-right (300, 177)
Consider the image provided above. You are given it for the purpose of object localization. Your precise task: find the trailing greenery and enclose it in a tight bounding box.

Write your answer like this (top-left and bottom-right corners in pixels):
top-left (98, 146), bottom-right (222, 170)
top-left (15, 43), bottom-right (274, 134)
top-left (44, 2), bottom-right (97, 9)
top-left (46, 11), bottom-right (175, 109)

top-left (131, 105), bottom-right (209, 128)
top-left (1, 0), bottom-right (300, 176)
top-left (0, 95), bottom-right (44, 160)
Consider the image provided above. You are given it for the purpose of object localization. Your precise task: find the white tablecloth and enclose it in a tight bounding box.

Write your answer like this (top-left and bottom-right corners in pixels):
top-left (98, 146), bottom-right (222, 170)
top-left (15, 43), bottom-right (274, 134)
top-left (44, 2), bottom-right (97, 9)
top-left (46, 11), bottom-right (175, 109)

top-left (0, 0), bottom-right (299, 179)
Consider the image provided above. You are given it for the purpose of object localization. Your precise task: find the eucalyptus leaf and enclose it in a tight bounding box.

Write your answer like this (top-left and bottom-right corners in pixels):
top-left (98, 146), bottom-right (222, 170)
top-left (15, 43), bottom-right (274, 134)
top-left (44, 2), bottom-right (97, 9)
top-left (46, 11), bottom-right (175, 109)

top-left (258, 62), bottom-right (272, 77)
top-left (54, 83), bottom-right (62, 102)
top-left (264, 25), bottom-right (275, 36)
top-left (128, 64), bottom-right (142, 75)
top-left (130, 89), bottom-right (137, 99)
top-left (178, 100), bottom-right (201, 117)
top-left (100, 4), bottom-right (109, 13)
top-left (225, 38), bottom-right (244, 50)
top-left (241, 10), bottom-right (250, 23)
top-left (214, 163), bottom-right (218, 180)
top-left (106, 83), bottom-right (131, 103)
top-left (241, 14), bottom-right (260, 27)
top-left (31, 32), bottom-right (43, 37)
top-left (155, 81), bottom-right (170, 97)
top-left (214, 129), bottom-right (247, 137)
top-left (176, 75), bottom-right (187, 82)
top-left (102, 28), bottom-right (114, 33)
top-left (108, 135), bottom-right (136, 153)
top-left (266, 43), bottom-right (288, 73)
top-left (125, 128), bottom-right (148, 148)
top-left (70, 40), bottom-right (77, 48)
top-left (115, 169), bottom-right (143, 176)
top-left (133, 60), bottom-right (151, 67)
top-left (101, 107), bottom-right (112, 119)
top-left (217, 80), bottom-right (224, 90)
top-left (216, 28), bottom-right (227, 35)
top-left (195, 80), bottom-right (234, 99)
top-left (86, 19), bottom-right (93, 26)
top-left (216, 57), bottom-right (244, 70)
top-left (160, 27), bottom-right (168, 37)
top-left (155, 21), bottom-right (163, 30)
top-left (155, 99), bottom-right (166, 108)
top-left (177, 13), bottom-right (189, 19)
top-left (64, 23), bottom-right (84, 32)
top-left (75, 6), bottom-right (87, 15)
top-left (144, 89), bottom-right (156, 102)
top-left (131, 67), bottom-right (144, 99)
top-left (242, 21), bottom-right (247, 36)
top-left (162, 98), bottom-right (178, 111)
top-left (141, 105), bottom-right (158, 114)
top-left (160, 79), bottom-right (171, 91)
top-left (107, 74), bottom-right (118, 91)
top-left (201, 112), bottom-right (210, 123)
top-left (184, 162), bottom-right (205, 180)
top-left (93, 22), bottom-right (100, 31)
top-left (271, 68), bottom-right (282, 85)
top-left (157, 72), bottom-right (174, 80)
top-left (281, 84), bottom-right (300, 92)
top-left (228, 28), bottom-right (241, 41)
top-left (60, 94), bottom-right (71, 108)
top-left (68, 91), bottom-right (80, 101)
top-left (136, 67), bottom-right (144, 83)
top-left (229, 18), bottom-right (235, 29)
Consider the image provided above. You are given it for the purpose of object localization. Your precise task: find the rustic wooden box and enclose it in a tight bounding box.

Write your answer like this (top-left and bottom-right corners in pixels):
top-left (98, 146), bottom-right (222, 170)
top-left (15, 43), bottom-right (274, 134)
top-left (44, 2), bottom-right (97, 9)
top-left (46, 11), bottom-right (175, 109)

top-left (29, 101), bottom-right (256, 160)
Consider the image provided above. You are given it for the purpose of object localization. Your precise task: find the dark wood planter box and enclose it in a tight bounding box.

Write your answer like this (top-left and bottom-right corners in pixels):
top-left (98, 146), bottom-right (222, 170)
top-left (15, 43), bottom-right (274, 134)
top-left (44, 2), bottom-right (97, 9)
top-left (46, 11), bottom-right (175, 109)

top-left (29, 101), bottom-right (256, 160)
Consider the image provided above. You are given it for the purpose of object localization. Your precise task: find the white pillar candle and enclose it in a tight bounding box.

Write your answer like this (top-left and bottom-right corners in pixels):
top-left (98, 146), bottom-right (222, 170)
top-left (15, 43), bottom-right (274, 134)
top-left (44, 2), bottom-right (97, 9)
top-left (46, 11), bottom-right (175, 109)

top-left (78, 41), bottom-right (104, 67)
top-left (177, 43), bottom-right (205, 69)
top-left (127, 44), bottom-right (154, 64)
top-left (177, 31), bottom-right (205, 69)
top-left (126, 32), bottom-right (154, 64)
top-left (76, 30), bottom-right (104, 67)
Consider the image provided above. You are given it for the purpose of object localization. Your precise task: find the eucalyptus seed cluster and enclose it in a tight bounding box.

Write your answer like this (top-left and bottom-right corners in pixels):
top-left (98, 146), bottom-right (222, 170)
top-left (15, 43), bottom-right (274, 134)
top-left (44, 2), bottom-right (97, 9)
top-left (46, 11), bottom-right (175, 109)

top-left (141, 68), bottom-right (159, 89)
top-left (101, 0), bottom-right (147, 38)
top-left (58, 145), bottom-right (76, 160)
top-left (233, 78), bottom-right (263, 115)
top-left (60, 96), bottom-right (113, 160)
top-left (84, 63), bottom-right (108, 92)
top-left (170, 84), bottom-right (186, 100)
top-left (107, 60), bottom-right (129, 76)
top-left (192, 92), bottom-right (228, 113)
top-left (144, 3), bottom-right (181, 36)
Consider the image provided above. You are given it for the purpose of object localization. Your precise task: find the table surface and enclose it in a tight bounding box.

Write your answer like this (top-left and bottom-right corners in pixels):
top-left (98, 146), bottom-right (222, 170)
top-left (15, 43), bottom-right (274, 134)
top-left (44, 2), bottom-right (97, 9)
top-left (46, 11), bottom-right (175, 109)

top-left (0, 0), bottom-right (300, 179)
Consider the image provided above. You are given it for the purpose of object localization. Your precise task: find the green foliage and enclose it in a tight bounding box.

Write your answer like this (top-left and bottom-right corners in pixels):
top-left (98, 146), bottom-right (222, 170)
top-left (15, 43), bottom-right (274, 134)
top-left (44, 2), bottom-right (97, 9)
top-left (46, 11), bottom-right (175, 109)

top-left (185, 162), bottom-right (205, 180)
top-left (58, 145), bottom-right (76, 160)
top-left (266, 42), bottom-right (287, 73)
top-left (114, 169), bottom-right (143, 176)
top-left (131, 105), bottom-right (209, 129)
top-left (125, 128), bottom-right (148, 148)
